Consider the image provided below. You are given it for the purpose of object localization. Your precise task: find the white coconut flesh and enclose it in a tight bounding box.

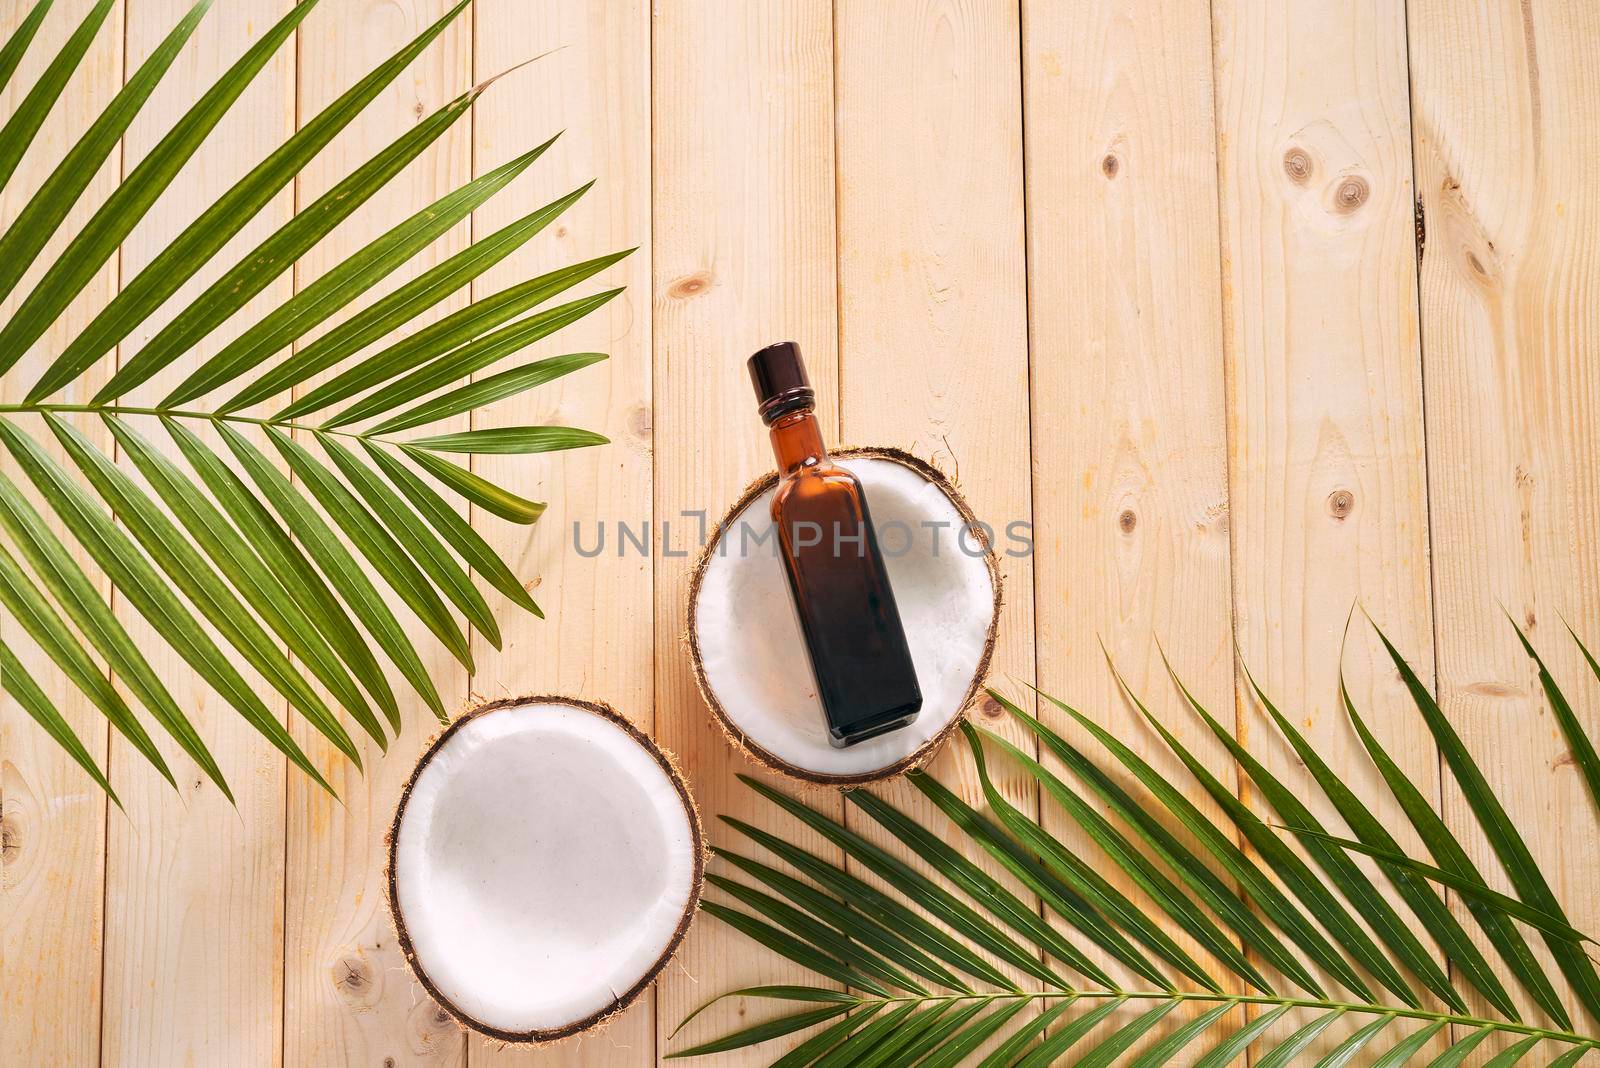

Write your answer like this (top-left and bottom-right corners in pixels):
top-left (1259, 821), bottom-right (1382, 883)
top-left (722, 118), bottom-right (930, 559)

top-left (390, 699), bottom-right (701, 1040)
top-left (693, 453), bottom-right (999, 782)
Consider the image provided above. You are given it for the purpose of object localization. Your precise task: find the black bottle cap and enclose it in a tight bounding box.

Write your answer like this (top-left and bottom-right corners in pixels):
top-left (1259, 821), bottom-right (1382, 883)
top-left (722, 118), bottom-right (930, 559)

top-left (748, 341), bottom-right (816, 424)
top-left (742, 342), bottom-right (812, 425)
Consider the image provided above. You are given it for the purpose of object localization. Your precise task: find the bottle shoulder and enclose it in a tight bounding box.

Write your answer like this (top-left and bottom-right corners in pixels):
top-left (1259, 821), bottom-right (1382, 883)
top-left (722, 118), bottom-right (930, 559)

top-left (770, 462), bottom-right (865, 515)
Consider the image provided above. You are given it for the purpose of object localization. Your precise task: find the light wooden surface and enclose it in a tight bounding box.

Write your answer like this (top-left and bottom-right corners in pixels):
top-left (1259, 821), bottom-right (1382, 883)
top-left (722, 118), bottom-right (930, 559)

top-left (285, 3), bottom-right (473, 1065)
top-left (1, 1), bottom-right (1597, 1065)
top-left (1020, 0), bottom-right (1243, 1050)
top-left (1409, 0), bottom-right (1600, 1054)
top-left (834, 0), bottom-right (1041, 1052)
top-left (105, 2), bottom-right (294, 1063)
top-left (653, 4), bottom-right (846, 1065)
top-left (1213, 0), bottom-right (1440, 1053)
top-left (0, 0), bottom-right (123, 1061)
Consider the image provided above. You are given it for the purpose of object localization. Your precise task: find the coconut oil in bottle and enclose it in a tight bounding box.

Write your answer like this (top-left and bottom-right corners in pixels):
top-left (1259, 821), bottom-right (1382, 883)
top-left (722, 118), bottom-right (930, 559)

top-left (747, 341), bottom-right (923, 747)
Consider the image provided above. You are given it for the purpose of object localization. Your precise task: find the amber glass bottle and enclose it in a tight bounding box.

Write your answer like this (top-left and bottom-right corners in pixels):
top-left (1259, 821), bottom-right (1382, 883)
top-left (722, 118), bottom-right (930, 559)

top-left (747, 341), bottom-right (922, 747)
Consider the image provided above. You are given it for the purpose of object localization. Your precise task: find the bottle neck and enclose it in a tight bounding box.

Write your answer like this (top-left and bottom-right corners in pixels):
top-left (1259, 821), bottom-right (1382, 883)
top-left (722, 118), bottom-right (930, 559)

top-left (769, 407), bottom-right (828, 474)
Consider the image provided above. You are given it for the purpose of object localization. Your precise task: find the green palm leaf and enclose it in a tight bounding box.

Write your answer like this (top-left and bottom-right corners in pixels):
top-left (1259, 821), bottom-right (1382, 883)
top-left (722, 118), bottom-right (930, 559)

top-left (1255, 1010), bottom-right (1348, 1067)
top-left (919, 1000), bottom-right (1031, 1068)
top-left (1521, 616), bottom-right (1600, 815)
top-left (0, 0), bottom-right (112, 196)
top-left (400, 445), bottom-right (549, 524)
top-left (768, 1005), bottom-right (887, 1067)
top-left (0, 0), bottom-right (317, 369)
top-left (888, 998), bottom-right (996, 1065)
top-left (1166, 656), bottom-right (1467, 1013)
top-left (1426, 1028), bottom-right (1494, 1067)
top-left (712, 847), bottom-right (972, 993)
top-left (283, 259), bottom-right (625, 421)
top-left (0, 538), bottom-right (171, 787)
top-left (359, 439), bottom-right (541, 616)
top-left (322, 287), bottom-right (624, 428)
top-left (0, 636), bottom-right (117, 805)
top-left (1073, 1002), bottom-right (1177, 1068)
top-left (318, 434), bottom-right (499, 649)
top-left (1127, 1003), bottom-right (1235, 1067)
top-left (914, 755), bottom-right (1196, 992)
top-left (22, 0), bottom-right (471, 394)
top-left (673, 621), bottom-right (1600, 1065)
top-left (0, 0), bottom-right (54, 99)
top-left (369, 351), bottom-right (607, 435)
top-left (1192, 1005), bottom-right (1294, 1067)
top-left (1339, 678), bottom-right (1566, 1024)
top-left (1243, 660), bottom-right (1525, 1023)
top-left (0, 1), bottom-right (620, 798)
top-left (1373, 620), bottom-right (1600, 1021)
top-left (846, 785), bottom-right (1117, 988)
top-left (161, 137), bottom-right (558, 408)
top-left (42, 414), bottom-right (359, 770)
top-left (225, 188), bottom-right (606, 414)
top-left (0, 419), bottom-right (331, 794)
top-left (0, 0), bottom-right (210, 309)
top-left (108, 417), bottom-right (386, 749)
top-left (108, 91), bottom-right (475, 403)
top-left (1370, 1021), bottom-right (1446, 1067)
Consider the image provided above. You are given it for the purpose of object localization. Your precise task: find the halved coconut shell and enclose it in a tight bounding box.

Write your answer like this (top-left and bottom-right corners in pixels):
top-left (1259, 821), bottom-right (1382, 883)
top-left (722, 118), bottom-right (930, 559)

top-left (689, 447), bottom-right (1002, 786)
top-left (387, 695), bottom-right (704, 1044)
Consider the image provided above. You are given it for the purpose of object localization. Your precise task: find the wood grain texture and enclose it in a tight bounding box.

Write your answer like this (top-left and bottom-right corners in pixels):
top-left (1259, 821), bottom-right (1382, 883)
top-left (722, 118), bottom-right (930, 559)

top-left (651, 1), bottom-right (844, 1062)
top-left (1212, 0), bottom-right (1438, 1054)
top-left (98, 4), bottom-right (297, 1062)
top-left (1408, 0), bottom-right (1600, 1049)
top-left (1019, 0), bottom-right (1240, 1045)
top-left (468, 1), bottom-right (653, 1064)
top-left (0, 1), bottom-right (122, 1063)
top-left (833, 0), bottom-right (1043, 1047)
top-left (7, 0), bottom-right (1600, 1062)
top-left (282, 3), bottom-right (471, 1064)
top-left (835, 0), bottom-right (1034, 779)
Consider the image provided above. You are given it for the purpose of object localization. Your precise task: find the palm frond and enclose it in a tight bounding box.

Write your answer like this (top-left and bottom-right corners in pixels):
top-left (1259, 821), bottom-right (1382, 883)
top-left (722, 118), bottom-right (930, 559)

top-left (673, 617), bottom-right (1600, 1065)
top-left (0, 2), bottom-right (624, 797)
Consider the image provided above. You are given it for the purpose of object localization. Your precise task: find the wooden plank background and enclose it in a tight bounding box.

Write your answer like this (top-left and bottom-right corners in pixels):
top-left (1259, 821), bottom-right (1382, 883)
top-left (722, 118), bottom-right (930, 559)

top-left (0, 0), bottom-right (1596, 1064)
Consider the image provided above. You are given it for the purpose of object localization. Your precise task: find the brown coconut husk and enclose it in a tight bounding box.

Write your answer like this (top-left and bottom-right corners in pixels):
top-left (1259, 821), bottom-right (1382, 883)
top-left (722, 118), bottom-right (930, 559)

top-left (686, 446), bottom-right (1003, 788)
top-left (385, 694), bottom-right (706, 1045)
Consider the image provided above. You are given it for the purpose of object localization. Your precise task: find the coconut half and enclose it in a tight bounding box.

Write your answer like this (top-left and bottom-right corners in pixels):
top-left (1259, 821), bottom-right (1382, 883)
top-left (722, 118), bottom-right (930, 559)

top-left (387, 696), bottom-right (704, 1043)
top-left (689, 447), bottom-right (1002, 785)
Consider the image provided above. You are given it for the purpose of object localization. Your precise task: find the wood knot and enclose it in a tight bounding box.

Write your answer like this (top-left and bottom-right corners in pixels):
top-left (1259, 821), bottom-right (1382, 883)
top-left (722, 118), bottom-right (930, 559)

top-left (1466, 251), bottom-right (1489, 277)
top-left (979, 695), bottom-right (1005, 720)
top-left (333, 955), bottom-right (373, 999)
top-left (410, 1000), bottom-right (455, 1050)
top-left (668, 272), bottom-right (712, 299)
top-left (1333, 176), bottom-right (1369, 213)
top-left (1327, 489), bottom-right (1355, 519)
top-left (628, 403), bottom-right (653, 440)
top-left (1282, 148), bottom-right (1313, 184)
top-left (1101, 154), bottom-right (1119, 179)
top-left (1118, 509), bottom-right (1138, 533)
top-left (0, 812), bottom-right (19, 866)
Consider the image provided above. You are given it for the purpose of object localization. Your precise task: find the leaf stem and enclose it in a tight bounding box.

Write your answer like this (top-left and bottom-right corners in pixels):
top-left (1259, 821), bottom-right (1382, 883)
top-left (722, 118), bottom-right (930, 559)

top-left (840, 989), bottom-right (1600, 1050)
top-left (0, 401), bottom-right (381, 444)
